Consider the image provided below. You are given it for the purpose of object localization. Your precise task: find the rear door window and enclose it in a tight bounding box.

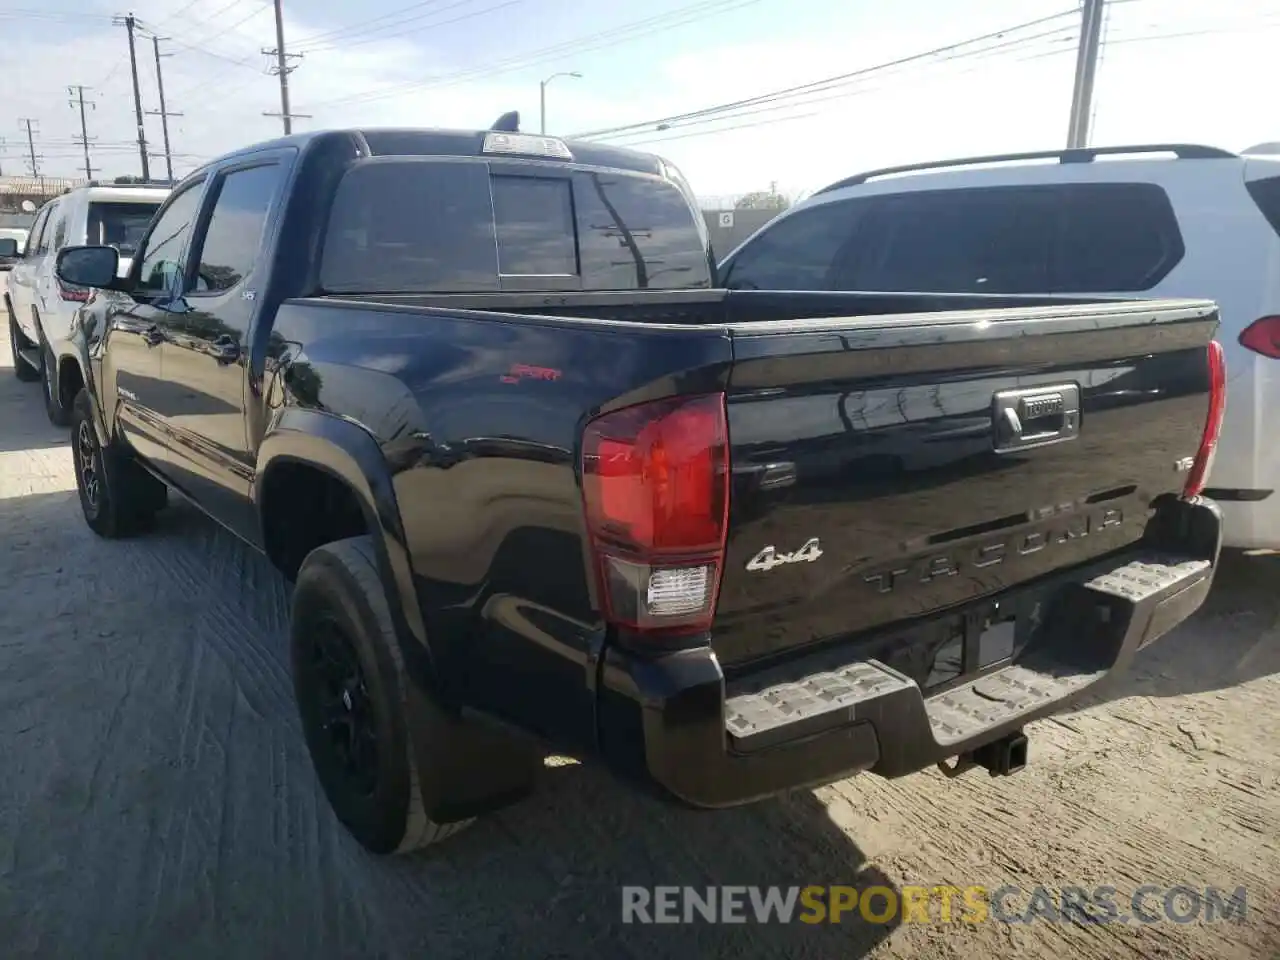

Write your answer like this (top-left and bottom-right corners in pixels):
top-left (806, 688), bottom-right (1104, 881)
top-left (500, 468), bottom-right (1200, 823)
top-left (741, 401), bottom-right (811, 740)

top-left (1051, 183), bottom-right (1183, 291)
top-left (836, 188), bottom-right (1056, 293)
top-left (191, 164), bottom-right (282, 293)
top-left (87, 201), bottom-right (163, 258)
top-left (725, 182), bottom-right (1184, 295)
top-left (1246, 176), bottom-right (1280, 238)
top-left (721, 200), bottom-right (862, 290)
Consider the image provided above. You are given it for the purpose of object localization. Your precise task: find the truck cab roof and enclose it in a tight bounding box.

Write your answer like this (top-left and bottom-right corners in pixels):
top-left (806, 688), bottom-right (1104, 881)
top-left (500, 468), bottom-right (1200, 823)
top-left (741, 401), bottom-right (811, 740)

top-left (195, 126), bottom-right (668, 179)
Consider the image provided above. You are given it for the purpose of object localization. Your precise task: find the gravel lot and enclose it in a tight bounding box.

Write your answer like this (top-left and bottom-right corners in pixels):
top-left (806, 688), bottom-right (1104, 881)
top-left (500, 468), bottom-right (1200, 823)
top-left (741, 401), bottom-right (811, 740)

top-left (0, 339), bottom-right (1277, 959)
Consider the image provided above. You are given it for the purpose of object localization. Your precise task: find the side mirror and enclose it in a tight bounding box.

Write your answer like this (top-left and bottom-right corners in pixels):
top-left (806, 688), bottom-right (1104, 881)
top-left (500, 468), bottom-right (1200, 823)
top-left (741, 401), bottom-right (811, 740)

top-left (0, 238), bottom-right (17, 258)
top-left (56, 245), bottom-right (122, 290)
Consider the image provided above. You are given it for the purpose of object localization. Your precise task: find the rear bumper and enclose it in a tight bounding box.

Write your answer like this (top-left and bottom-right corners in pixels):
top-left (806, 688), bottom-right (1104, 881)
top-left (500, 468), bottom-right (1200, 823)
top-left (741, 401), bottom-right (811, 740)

top-left (596, 497), bottom-right (1221, 808)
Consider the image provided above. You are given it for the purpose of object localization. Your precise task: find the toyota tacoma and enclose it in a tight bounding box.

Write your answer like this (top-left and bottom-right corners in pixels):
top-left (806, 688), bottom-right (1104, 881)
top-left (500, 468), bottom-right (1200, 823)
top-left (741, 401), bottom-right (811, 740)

top-left (53, 122), bottom-right (1226, 854)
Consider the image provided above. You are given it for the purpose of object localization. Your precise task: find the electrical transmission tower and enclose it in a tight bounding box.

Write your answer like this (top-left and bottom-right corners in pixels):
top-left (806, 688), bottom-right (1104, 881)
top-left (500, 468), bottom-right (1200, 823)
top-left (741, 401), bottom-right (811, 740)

top-left (18, 119), bottom-right (43, 183)
top-left (146, 36), bottom-right (183, 183)
top-left (112, 12), bottom-right (151, 180)
top-left (69, 85), bottom-right (97, 180)
top-left (262, 0), bottom-right (309, 134)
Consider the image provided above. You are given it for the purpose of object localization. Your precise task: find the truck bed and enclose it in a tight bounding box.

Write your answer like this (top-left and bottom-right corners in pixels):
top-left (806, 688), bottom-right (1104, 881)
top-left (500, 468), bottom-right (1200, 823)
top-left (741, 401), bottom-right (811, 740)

top-left (271, 289), bottom-right (1217, 705)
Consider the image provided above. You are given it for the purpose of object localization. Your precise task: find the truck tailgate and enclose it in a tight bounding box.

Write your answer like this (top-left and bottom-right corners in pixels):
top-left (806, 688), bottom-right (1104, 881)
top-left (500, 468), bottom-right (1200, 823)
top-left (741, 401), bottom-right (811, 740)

top-left (713, 298), bottom-right (1219, 671)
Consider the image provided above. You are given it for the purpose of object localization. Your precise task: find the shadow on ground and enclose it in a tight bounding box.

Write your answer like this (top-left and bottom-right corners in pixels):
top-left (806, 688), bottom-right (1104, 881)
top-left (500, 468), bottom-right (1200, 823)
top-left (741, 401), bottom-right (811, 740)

top-left (0, 356), bottom-right (67, 453)
top-left (0, 489), bottom-right (900, 960)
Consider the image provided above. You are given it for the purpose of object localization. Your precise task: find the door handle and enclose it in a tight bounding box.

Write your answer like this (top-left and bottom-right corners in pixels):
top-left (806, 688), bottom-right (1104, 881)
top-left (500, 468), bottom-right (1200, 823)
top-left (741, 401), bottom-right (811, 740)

top-left (211, 335), bottom-right (241, 365)
top-left (991, 384), bottom-right (1081, 453)
top-left (143, 325), bottom-right (164, 347)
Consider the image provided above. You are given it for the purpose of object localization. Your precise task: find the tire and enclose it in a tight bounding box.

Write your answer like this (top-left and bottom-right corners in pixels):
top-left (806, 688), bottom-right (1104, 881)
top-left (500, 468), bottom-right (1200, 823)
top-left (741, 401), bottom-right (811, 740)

top-left (41, 341), bottom-right (72, 427)
top-left (71, 389), bottom-right (168, 538)
top-left (8, 310), bottom-right (39, 382)
top-left (291, 536), bottom-right (473, 854)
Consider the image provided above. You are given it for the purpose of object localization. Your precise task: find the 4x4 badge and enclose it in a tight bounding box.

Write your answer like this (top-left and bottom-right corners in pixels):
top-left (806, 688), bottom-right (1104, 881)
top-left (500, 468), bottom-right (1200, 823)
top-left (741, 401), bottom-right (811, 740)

top-left (746, 538), bottom-right (823, 572)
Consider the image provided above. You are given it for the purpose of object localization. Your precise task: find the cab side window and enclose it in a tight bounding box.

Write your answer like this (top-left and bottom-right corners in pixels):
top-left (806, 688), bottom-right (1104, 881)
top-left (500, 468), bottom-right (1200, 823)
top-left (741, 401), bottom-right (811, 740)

top-left (50, 207), bottom-right (69, 252)
top-left (135, 183), bottom-right (204, 297)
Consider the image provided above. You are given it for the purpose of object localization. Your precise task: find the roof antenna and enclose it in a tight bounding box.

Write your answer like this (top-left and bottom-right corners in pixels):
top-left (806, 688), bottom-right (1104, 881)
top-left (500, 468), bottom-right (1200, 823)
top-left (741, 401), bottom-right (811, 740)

top-left (491, 110), bottom-right (520, 132)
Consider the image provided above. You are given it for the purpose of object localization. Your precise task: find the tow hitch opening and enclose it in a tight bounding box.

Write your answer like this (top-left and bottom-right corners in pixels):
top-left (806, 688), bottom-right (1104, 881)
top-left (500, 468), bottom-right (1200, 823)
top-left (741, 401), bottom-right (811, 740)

top-left (937, 730), bottom-right (1029, 778)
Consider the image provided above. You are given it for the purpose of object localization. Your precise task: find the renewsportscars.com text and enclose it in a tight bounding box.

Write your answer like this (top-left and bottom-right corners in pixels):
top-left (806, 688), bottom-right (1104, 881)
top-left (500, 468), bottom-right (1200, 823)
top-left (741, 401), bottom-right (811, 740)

top-left (620, 884), bottom-right (1249, 925)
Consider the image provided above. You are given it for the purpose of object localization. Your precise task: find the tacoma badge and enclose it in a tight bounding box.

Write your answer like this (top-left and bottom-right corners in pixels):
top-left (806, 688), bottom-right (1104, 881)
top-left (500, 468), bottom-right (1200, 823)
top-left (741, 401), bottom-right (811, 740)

top-left (746, 538), bottom-right (823, 572)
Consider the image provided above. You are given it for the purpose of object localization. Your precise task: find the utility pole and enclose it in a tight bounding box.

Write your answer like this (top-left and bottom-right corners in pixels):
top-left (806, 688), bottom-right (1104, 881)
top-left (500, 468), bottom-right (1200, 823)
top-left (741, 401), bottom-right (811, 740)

top-left (1066, 0), bottom-right (1106, 149)
top-left (19, 119), bottom-right (41, 182)
top-left (145, 36), bottom-right (182, 184)
top-left (69, 85), bottom-right (97, 180)
top-left (113, 12), bottom-right (151, 180)
top-left (262, 0), bottom-right (308, 134)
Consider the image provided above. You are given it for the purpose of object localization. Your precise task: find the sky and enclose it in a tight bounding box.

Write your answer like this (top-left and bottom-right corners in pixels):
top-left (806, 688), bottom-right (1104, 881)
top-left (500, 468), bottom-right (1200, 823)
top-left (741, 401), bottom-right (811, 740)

top-left (2, 0), bottom-right (1279, 200)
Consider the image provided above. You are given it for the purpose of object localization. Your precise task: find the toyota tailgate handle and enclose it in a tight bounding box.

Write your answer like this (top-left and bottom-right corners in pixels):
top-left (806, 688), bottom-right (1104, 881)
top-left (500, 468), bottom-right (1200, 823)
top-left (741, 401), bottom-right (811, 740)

top-left (992, 384), bottom-right (1080, 453)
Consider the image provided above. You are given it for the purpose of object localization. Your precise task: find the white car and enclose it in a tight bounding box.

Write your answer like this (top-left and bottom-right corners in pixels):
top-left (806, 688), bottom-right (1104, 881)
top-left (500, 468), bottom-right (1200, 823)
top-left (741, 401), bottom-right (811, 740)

top-left (0, 227), bottom-right (28, 304)
top-left (718, 143), bottom-right (1280, 551)
top-left (6, 182), bottom-right (169, 424)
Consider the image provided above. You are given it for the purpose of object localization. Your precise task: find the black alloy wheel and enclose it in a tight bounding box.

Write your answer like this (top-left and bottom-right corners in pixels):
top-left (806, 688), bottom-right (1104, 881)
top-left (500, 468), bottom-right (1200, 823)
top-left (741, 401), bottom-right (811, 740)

top-left (76, 418), bottom-right (102, 514)
top-left (306, 616), bottom-right (380, 798)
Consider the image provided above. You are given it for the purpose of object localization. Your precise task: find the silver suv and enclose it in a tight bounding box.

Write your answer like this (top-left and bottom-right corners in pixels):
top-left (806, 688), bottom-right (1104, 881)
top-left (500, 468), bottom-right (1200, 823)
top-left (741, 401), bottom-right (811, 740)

top-left (6, 181), bottom-right (169, 425)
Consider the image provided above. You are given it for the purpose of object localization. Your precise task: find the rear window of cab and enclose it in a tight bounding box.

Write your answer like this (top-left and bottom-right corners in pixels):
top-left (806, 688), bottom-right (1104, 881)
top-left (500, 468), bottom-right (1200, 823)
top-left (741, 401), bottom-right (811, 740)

top-left (320, 157), bottom-right (712, 294)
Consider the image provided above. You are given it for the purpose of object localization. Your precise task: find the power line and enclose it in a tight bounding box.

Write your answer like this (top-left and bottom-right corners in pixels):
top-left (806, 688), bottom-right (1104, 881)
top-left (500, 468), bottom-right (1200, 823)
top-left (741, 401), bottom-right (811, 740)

top-left (291, 0), bottom-right (449, 47)
top-left (571, 7), bottom-right (1083, 142)
top-left (141, 2), bottom-right (274, 72)
top-left (150, 0), bottom-right (220, 31)
top-left (307, 0), bottom-right (766, 113)
top-left (293, 0), bottom-right (523, 54)
top-left (68, 85), bottom-right (96, 179)
top-left (594, 25), bottom-right (1078, 145)
top-left (619, 110), bottom-right (825, 148)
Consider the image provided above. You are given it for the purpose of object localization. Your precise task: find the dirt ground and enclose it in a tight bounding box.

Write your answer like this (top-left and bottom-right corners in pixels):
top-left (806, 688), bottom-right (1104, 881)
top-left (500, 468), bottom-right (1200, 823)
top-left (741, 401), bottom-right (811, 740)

top-left (0, 339), bottom-right (1276, 960)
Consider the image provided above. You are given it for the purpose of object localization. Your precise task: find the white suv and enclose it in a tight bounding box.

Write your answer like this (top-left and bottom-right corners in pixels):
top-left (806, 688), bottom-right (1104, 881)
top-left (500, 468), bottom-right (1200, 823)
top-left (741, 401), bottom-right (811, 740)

top-left (718, 143), bottom-right (1280, 551)
top-left (6, 182), bottom-right (169, 424)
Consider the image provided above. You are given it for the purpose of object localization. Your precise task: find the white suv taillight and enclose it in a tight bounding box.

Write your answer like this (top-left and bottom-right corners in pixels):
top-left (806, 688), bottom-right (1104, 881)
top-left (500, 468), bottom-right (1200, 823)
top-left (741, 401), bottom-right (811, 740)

top-left (580, 394), bottom-right (729, 638)
top-left (56, 277), bottom-right (90, 303)
top-left (1238, 315), bottom-right (1280, 359)
top-left (1183, 340), bottom-right (1226, 499)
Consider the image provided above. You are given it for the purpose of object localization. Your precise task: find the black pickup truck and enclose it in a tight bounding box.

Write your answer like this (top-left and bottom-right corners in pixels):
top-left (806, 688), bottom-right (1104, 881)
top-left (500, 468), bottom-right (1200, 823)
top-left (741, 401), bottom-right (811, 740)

top-left (54, 123), bottom-right (1226, 855)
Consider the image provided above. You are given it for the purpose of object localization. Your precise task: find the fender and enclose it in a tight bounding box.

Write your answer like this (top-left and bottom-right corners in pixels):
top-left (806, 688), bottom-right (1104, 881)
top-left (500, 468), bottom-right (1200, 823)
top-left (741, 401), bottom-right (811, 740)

top-left (67, 319), bottom-right (112, 449)
top-left (255, 408), bottom-right (441, 693)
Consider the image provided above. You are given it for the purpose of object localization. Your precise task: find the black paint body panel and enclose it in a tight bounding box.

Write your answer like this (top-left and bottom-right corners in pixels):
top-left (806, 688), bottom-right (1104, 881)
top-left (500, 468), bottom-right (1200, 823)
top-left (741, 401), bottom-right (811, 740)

top-left (68, 127), bottom-right (1222, 807)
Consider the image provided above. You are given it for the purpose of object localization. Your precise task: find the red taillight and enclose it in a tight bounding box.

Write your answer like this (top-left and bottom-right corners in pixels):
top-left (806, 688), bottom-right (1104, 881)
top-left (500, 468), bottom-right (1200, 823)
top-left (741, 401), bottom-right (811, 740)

top-left (56, 278), bottom-right (90, 302)
top-left (1184, 340), bottom-right (1226, 499)
top-left (1239, 315), bottom-right (1280, 358)
top-left (581, 393), bottom-right (729, 638)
